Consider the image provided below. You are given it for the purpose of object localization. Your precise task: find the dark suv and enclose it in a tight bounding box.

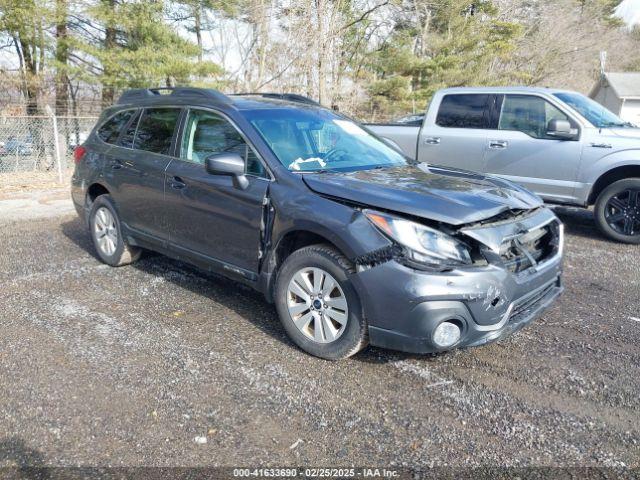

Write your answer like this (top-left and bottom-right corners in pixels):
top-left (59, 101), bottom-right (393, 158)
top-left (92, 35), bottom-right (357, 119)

top-left (71, 87), bottom-right (564, 360)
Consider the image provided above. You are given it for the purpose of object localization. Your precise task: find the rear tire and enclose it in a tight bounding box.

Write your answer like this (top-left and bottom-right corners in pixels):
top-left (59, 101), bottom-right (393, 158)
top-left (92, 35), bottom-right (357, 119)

top-left (594, 178), bottom-right (640, 244)
top-left (88, 194), bottom-right (141, 266)
top-left (274, 244), bottom-right (368, 360)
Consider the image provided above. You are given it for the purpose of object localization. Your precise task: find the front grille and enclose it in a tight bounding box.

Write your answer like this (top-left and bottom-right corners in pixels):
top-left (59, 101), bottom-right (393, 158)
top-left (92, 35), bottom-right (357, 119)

top-left (499, 221), bottom-right (560, 273)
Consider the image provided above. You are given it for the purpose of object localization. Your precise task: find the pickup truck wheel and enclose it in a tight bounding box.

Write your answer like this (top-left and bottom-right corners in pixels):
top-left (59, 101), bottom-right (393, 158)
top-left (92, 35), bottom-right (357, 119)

top-left (89, 194), bottom-right (141, 266)
top-left (594, 178), bottom-right (640, 244)
top-left (274, 244), bottom-right (368, 360)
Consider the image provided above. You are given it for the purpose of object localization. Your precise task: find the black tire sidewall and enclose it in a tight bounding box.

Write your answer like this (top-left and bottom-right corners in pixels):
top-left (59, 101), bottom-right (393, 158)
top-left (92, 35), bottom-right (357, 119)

top-left (594, 178), bottom-right (640, 244)
top-left (274, 246), bottom-right (366, 360)
top-left (89, 195), bottom-right (126, 265)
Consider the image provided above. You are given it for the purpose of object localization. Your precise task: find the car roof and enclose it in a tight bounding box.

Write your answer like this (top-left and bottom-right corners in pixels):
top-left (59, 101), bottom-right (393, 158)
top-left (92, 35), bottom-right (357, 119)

top-left (437, 86), bottom-right (579, 96)
top-left (114, 88), bottom-right (324, 112)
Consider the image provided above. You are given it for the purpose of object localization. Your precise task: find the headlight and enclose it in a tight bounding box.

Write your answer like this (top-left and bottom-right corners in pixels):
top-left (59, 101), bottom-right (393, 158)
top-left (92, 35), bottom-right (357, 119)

top-left (364, 210), bottom-right (471, 268)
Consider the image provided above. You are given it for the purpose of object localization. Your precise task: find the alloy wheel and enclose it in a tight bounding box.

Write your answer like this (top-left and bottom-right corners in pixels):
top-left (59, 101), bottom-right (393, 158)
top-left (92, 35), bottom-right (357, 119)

top-left (604, 189), bottom-right (640, 237)
top-left (93, 206), bottom-right (118, 256)
top-left (286, 267), bottom-right (348, 343)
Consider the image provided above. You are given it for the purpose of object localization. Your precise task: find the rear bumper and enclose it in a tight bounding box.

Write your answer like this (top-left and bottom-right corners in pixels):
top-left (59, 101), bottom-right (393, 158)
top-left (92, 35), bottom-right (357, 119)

top-left (70, 174), bottom-right (88, 223)
top-left (352, 252), bottom-right (563, 354)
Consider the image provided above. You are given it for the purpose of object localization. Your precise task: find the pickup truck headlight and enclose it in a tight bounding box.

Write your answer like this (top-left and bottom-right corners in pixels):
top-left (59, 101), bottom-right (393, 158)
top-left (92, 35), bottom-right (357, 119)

top-left (364, 210), bottom-right (472, 268)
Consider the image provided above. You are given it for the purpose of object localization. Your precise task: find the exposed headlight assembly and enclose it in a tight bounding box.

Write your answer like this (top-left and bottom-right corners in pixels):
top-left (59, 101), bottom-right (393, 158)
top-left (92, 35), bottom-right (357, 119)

top-left (364, 210), bottom-right (472, 269)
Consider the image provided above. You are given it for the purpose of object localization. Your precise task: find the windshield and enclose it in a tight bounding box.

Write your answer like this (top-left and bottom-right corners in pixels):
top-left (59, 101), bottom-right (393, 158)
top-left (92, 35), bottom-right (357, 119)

top-left (553, 92), bottom-right (635, 128)
top-left (243, 107), bottom-right (409, 172)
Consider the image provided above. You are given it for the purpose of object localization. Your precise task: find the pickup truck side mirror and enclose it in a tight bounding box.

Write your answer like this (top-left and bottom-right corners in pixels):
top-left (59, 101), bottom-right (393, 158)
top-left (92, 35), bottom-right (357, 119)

top-left (205, 153), bottom-right (249, 190)
top-left (547, 119), bottom-right (577, 140)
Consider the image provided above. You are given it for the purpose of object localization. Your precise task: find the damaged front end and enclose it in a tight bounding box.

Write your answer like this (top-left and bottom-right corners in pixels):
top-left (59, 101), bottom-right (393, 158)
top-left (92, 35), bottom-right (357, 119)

top-left (347, 206), bottom-right (564, 354)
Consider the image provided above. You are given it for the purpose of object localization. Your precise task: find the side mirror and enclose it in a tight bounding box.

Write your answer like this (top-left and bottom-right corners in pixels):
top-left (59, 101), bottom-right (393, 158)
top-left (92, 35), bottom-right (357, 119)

top-left (547, 119), bottom-right (576, 140)
top-left (205, 153), bottom-right (249, 189)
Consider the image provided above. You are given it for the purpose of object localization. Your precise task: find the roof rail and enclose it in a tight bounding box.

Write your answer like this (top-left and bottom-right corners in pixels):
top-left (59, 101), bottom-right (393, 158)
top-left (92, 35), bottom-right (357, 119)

top-left (230, 93), bottom-right (320, 106)
top-left (116, 87), bottom-right (230, 105)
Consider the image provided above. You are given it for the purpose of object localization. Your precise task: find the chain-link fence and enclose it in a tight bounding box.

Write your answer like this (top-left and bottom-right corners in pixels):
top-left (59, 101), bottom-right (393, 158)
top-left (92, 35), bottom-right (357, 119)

top-left (0, 115), bottom-right (99, 181)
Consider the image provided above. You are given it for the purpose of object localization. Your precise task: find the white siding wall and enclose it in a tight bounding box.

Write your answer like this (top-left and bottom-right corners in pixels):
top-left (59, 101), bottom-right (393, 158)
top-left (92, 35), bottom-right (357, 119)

top-left (620, 99), bottom-right (640, 124)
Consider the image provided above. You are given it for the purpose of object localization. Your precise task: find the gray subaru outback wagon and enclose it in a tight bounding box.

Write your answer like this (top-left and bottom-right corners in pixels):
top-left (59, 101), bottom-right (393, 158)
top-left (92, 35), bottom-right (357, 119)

top-left (71, 87), bottom-right (564, 360)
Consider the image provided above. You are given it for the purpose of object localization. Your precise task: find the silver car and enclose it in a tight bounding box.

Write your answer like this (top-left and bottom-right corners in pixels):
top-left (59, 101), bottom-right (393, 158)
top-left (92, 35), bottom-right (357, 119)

top-left (369, 87), bottom-right (640, 243)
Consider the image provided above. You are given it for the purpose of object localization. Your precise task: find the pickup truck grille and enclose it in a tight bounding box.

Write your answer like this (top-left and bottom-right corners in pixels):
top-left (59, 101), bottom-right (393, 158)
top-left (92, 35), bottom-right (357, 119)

top-left (499, 221), bottom-right (561, 273)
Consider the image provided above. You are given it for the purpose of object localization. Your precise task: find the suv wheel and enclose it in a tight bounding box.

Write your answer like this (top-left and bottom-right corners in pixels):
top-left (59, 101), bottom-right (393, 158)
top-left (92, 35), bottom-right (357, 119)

top-left (274, 244), bottom-right (368, 360)
top-left (594, 178), bottom-right (640, 244)
top-left (89, 194), bottom-right (141, 266)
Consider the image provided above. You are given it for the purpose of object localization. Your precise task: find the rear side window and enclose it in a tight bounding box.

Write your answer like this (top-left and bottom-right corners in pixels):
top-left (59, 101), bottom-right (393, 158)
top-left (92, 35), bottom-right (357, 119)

top-left (97, 110), bottom-right (135, 144)
top-left (133, 108), bottom-right (181, 155)
top-left (436, 94), bottom-right (490, 129)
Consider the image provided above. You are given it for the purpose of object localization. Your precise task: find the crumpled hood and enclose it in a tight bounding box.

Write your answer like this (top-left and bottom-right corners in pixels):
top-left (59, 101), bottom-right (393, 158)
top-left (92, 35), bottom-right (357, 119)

top-left (302, 163), bottom-right (543, 226)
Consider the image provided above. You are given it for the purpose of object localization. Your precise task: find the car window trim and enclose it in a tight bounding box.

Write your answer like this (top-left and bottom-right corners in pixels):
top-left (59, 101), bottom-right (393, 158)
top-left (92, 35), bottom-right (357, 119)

top-left (494, 93), bottom-right (582, 141)
top-left (175, 106), bottom-right (274, 181)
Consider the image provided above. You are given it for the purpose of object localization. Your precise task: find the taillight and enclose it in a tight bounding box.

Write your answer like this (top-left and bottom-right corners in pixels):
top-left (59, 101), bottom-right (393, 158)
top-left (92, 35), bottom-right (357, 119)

top-left (73, 145), bottom-right (87, 164)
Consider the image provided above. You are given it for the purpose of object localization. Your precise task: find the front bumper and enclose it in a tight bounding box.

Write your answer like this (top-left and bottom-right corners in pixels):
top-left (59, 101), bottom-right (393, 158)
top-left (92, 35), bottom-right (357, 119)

top-left (351, 239), bottom-right (563, 355)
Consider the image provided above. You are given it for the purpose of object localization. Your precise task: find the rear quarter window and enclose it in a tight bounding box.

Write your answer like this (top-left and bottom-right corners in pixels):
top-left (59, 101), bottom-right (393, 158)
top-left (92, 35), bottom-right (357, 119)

top-left (436, 94), bottom-right (491, 129)
top-left (97, 110), bottom-right (135, 144)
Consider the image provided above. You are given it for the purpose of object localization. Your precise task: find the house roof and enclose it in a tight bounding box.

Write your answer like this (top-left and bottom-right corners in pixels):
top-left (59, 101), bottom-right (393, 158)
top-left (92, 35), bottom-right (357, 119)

top-left (592, 72), bottom-right (640, 99)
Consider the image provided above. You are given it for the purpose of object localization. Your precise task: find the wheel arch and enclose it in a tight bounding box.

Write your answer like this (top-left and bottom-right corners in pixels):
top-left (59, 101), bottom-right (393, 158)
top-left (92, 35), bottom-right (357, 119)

top-left (271, 228), bottom-right (353, 274)
top-left (588, 164), bottom-right (640, 205)
top-left (261, 226), bottom-right (356, 303)
top-left (86, 182), bottom-right (110, 205)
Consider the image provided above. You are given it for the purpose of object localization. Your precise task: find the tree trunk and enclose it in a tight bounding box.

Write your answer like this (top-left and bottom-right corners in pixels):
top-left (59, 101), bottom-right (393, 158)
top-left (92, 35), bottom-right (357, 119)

top-left (102, 0), bottom-right (117, 107)
top-left (194, 3), bottom-right (203, 62)
top-left (55, 0), bottom-right (69, 116)
top-left (18, 36), bottom-right (39, 115)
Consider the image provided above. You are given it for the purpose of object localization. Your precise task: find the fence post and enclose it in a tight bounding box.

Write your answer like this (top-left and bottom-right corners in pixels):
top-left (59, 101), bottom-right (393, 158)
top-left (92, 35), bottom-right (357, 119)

top-left (46, 105), bottom-right (63, 184)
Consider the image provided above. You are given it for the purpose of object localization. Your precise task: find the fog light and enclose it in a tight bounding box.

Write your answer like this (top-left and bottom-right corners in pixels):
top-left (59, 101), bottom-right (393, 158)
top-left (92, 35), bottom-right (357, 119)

top-left (433, 321), bottom-right (461, 348)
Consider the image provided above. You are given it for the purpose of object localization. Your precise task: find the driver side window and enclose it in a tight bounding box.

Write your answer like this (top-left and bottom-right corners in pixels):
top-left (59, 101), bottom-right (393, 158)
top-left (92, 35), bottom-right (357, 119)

top-left (498, 95), bottom-right (572, 140)
top-left (180, 109), bottom-right (266, 177)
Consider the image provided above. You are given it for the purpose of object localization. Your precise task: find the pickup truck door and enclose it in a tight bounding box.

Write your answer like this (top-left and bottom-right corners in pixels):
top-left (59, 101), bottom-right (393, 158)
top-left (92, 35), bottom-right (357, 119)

top-left (366, 124), bottom-right (421, 158)
top-left (163, 108), bottom-right (269, 276)
top-left (482, 94), bottom-right (583, 204)
top-left (417, 93), bottom-right (492, 173)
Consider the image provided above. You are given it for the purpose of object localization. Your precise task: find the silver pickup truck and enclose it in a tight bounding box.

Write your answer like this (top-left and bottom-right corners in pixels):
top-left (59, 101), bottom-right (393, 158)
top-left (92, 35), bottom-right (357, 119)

top-left (368, 87), bottom-right (640, 243)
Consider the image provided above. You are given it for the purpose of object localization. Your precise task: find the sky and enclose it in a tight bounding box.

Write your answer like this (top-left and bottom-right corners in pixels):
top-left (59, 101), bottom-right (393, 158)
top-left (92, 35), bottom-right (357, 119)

top-left (614, 0), bottom-right (640, 28)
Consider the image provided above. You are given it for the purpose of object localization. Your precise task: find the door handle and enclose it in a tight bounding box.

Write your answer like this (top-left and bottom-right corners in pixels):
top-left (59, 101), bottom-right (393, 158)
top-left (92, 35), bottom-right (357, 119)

top-left (171, 176), bottom-right (186, 190)
top-left (423, 137), bottom-right (441, 145)
top-left (489, 140), bottom-right (508, 149)
top-left (111, 160), bottom-right (123, 170)
top-left (589, 142), bottom-right (612, 149)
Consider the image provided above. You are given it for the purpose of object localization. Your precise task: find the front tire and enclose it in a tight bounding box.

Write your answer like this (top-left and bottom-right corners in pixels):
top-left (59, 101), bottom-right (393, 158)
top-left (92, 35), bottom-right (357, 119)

top-left (89, 194), bottom-right (141, 266)
top-left (594, 178), bottom-right (640, 244)
top-left (274, 244), bottom-right (368, 360)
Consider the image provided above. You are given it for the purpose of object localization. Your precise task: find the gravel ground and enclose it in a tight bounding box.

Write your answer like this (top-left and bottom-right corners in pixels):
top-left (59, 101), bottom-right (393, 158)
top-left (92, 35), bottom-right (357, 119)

top-left (0, 190), bottom-right (638, 472)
